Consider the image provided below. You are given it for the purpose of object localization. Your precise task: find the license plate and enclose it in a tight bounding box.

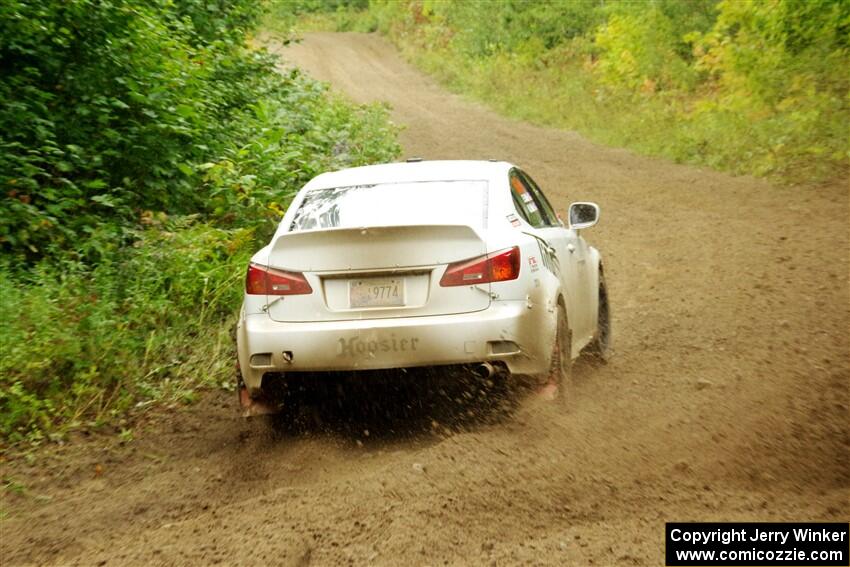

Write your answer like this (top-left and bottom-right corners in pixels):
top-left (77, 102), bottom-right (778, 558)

top-left (349, 278), bottom-right (404, 308)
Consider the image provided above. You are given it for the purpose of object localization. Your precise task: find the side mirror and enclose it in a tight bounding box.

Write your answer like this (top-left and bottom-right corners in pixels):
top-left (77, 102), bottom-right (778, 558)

top-left (568, 202), bottom-right (600, 230)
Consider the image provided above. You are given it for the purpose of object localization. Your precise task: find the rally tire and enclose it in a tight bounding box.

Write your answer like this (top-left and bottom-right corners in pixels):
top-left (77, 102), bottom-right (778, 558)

top-left (587, 271), bottom-right (612, 363)
top-left (549, 302), bottom-right (573, 401)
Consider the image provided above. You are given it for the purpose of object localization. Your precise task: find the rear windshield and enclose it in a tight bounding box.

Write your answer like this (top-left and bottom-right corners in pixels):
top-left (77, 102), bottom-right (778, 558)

top-left (289, 180), bottom-right (488, 231)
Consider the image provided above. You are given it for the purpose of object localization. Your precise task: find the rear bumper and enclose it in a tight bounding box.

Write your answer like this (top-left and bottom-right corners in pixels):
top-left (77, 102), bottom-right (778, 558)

top-left (236, 300), bottom-right (550, 393)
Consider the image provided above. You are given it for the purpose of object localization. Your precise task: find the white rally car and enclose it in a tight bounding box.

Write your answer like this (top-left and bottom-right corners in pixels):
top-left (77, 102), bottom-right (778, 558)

top-left (236, 160), bottom-right (610, 414)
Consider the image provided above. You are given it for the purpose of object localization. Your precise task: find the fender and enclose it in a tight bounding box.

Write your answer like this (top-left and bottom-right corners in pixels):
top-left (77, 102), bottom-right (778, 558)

top-left (587, 246), bottom-right (604, 343)
top-left (589, 246), bottom-right (603, 300)
top-left (235, 306), bottom-right (263, 395)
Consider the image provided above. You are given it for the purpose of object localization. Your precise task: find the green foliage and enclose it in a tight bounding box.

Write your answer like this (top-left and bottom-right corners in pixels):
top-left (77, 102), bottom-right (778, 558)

top-left (2, 0), bottom-right (241, 259)
top-left (0, 0), bottom-right (398, 261)
top-left (0, 219), bottom-right (252, 443)
top-left (687, 0), bottom-right (850, 178)
top-left (0, 0), bottom-right (400, 443)
top-left (594, 8), bottom-right (700, 91)
top-left (362, 0), bottom-right (848, 183)
top-left (265, 0), bottom-right (373, 33)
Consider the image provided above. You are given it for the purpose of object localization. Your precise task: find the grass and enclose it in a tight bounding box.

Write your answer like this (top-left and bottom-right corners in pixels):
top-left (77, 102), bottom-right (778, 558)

top-left (0, 219), bottom-right (252, 445)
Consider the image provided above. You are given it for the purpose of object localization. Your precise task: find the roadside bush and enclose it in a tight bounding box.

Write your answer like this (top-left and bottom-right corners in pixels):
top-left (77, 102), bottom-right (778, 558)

top-left (0, 0), bottom-right (400, 444)
top-left (594, 8), bottom-right (699, 92)
top-left (687, 0), bottom-right (850, 179)
top-left (0, 0), bottom-right (398, 261)
top-left (1, 0), bottom-right (246, 260)
top-left (0, 220), bottom-right (252, 442)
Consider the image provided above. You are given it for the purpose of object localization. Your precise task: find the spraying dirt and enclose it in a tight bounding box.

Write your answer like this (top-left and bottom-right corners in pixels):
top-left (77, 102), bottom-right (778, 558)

top-left (2, 32), bottom-right (847, 567)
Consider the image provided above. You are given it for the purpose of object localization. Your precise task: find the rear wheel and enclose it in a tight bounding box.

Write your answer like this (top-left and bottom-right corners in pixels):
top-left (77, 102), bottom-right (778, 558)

top-left (545, 303), bottom-right (572, 400)
top-left (236, 361), bottom-right (247, 407)
top-left (587, 271), bottom-right (612, 362)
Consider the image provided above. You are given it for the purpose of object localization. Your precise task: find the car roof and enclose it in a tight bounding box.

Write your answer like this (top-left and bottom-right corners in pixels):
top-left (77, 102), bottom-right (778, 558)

top-left (304, 160), bottom-right (514, 190)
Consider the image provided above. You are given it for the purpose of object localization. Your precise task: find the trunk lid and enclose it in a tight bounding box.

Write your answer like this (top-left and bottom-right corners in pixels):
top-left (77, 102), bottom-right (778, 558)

top-left (265, 225), bottom-right (490, 322)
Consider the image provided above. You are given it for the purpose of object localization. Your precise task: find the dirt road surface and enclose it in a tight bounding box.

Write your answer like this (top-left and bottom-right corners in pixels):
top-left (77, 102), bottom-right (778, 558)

top-left (2, 32), bottom-right (848, 567)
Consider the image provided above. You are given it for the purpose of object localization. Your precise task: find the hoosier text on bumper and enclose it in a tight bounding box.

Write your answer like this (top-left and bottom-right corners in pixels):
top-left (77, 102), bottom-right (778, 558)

top-left (337, 336), bottom-right (420, 357)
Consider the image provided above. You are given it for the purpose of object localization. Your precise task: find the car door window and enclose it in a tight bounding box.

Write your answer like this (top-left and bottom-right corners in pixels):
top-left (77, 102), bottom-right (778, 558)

top-left (519, 170), bottom-right (559, 226)
top-left (509, 170), bottom-right (548, 228)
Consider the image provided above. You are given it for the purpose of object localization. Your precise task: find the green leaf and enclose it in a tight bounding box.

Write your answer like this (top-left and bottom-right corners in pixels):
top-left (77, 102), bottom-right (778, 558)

top-left (175, 104), bottom-right (195, 118)
top-left (84, 179), bottom-right (108, 190)
top-left (176, 163), bottom-right (194, 176)
top-left (90, 195), bottom-right (119, 208)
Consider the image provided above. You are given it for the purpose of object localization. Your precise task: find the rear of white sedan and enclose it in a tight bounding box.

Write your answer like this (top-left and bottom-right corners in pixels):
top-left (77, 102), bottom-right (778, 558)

top-left (235, 160), bottom-right (606, 414)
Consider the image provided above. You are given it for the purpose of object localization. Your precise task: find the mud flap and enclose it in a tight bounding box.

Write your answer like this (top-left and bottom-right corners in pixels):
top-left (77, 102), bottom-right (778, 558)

top-left (238, 384), bottom-right (280, 418)
top-left (537, 382), bottom-right (559, 401)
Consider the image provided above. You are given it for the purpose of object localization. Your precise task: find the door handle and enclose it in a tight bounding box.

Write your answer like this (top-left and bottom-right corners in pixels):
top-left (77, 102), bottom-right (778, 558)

top-left (567, 243), bottom-right (576, 254)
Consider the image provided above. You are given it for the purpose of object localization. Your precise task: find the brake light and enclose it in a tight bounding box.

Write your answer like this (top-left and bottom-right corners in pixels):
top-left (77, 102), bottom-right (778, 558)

top-left (246, 263), bottom-right (313, 295)
top-left (439, 246), bottom-right (521, 287)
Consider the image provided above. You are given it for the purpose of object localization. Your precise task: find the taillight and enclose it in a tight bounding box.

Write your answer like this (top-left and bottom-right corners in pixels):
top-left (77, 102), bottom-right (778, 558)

top-left (439, 246), bottom-right (521, 287)
top-left (245, 263), bottom-right (313, 295)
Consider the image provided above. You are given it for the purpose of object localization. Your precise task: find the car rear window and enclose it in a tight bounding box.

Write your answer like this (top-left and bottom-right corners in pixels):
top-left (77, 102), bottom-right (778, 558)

top-left (290, 180), bottom-right (488, 231)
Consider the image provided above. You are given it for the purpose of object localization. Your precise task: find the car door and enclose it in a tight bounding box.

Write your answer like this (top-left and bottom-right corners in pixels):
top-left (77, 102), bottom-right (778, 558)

top-left (509, 170), bottom-right (583, 341)
top-left (516, 170), bottom-right (593, 344)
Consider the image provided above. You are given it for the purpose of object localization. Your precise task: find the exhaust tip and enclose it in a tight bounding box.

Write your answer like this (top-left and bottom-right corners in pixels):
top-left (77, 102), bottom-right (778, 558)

top-left (472, 362), bottom-right (495, 379)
